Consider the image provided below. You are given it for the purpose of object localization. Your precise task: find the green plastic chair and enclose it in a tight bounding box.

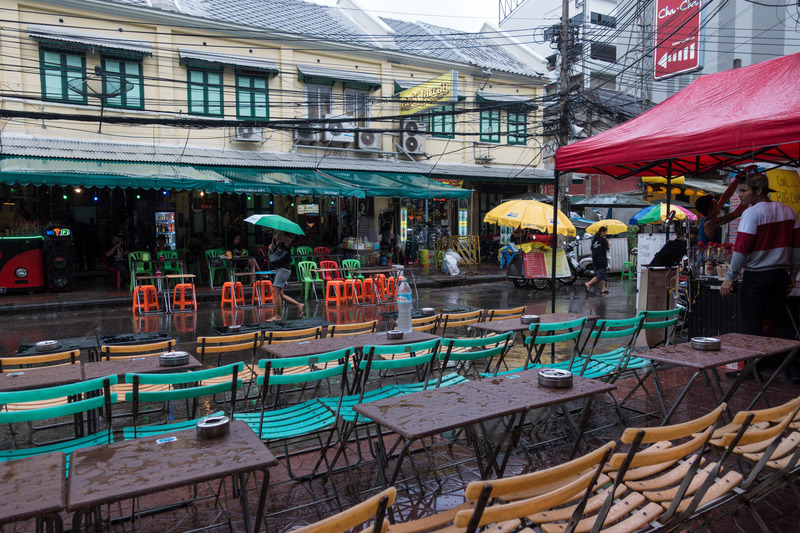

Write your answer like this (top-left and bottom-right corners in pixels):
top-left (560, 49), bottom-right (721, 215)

top-left (0, 376), bottom-right (118, 465)
top-left (341, 258), bottom-right (365, 281)
top-left (123, 363), bottom-right (244, 440)
top-left (295, 246), bottom-right (313, 261)
top-left (156, 250), bottom-right (183, 287)
top-left (438, 331), bottom-right (513, 382)
top-left (234, 348), bottom-right (353, 480)
top-left (128, 251), bottom-right (153, 292)
top-left (175, 248), bottom-right (201, 279)
top-left (205, 248), bottom-right (229, 289)
top-left (296, 260), bottom-right (320, 300)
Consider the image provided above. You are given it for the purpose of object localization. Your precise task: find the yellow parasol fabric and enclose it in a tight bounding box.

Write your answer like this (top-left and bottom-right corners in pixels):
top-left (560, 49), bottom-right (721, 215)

top-left (483, 200), bottom-right (576, 237)
top-left (585, 219), bottom-right (629, 235)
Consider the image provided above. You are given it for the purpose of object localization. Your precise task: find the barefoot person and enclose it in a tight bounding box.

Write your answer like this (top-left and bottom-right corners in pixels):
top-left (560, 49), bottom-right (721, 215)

top-left (268, 230), bottom-right (304, 321)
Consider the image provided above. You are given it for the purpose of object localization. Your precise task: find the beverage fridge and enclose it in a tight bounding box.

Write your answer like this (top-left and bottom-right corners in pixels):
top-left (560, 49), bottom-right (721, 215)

top-left (155, 211), bottom-right (176, 250)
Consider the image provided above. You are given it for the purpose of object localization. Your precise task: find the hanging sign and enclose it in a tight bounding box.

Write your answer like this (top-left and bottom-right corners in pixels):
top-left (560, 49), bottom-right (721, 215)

top-left (398, 71), bottom-right (458, 116)
top-left (400, 207), bottom-right (408, 242)
top-left (653, 0), bottom-right (702, 80)
top-left (458, 208), bottom-right (468, 236)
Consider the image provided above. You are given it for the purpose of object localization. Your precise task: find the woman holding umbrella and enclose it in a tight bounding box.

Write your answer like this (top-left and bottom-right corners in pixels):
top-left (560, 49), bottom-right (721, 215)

top-left (268, 230), bottom-right (304, 321)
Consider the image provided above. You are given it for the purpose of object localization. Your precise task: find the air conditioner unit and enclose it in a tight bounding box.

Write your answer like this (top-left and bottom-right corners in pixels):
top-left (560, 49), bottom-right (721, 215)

top-left (294, 124), bottom-right (319, 143)
top-left (400, 120), bottom-right (426, 154)
top-left (232, 126), bottom-right (263, 142)
top-left (357, 129), bottom-right (382, 151)
top-left (322, 114), bottom-right (356, 143)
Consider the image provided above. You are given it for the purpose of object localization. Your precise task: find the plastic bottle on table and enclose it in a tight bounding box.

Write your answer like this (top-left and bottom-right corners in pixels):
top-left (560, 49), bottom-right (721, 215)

top-left (396, 278), bottom-right (413, 333)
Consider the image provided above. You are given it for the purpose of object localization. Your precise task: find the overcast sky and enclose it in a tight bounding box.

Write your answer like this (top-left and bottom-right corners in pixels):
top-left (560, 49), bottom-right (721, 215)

top-left (313, 0), bottom-right (498, 32)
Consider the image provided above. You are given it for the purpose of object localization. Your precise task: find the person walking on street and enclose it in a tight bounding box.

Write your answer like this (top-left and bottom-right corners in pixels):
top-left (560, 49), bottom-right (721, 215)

top-left (720, 170), bottom-right (800, 382)
top-left (585, 227), bottom-right (610, 293)
top-left (267, 230), bottom-right (304, 321)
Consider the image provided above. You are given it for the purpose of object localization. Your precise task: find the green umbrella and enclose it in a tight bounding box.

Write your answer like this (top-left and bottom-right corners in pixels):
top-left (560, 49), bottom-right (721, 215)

top-left (244, 214), bottom-right (305, 235)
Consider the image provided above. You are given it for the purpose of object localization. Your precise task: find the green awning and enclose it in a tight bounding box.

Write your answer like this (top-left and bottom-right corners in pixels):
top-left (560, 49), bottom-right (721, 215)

top-left (217, 168), bottom-right (365, 198)
top-left (0, 157), bottom-right (231, 192)
top-left (319, 170), bottom-right (470, 199)
top-left (178, 49), bottom-right (279, 74)
top-left (476, 90), bottom-right (538, 110)
top-left (28, 24), bottom-right (152, 58)
top-left (297, 65), bottom-right (381, 90)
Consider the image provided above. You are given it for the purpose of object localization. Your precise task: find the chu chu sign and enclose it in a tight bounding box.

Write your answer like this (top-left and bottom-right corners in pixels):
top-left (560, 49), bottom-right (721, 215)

top-left (653, 0), bottom-right (702, 80)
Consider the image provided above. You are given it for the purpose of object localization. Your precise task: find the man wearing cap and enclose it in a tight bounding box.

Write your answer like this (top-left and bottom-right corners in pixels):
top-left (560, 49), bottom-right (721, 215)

top-left (721, 171), bottom-right (800, 381)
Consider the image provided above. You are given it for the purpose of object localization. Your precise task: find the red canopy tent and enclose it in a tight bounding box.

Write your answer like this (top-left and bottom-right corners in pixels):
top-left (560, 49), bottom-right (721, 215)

top-left (555, 53), bottom-right (800, 178)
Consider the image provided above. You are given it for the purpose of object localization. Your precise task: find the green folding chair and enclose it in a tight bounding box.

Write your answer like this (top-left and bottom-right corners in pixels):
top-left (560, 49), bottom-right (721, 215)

top-left (438, 331), bottom-right (513, 381)
top-left (296, 260), bottom-right (321, 300)
top-left (638, 307), bottom-right (682, 347)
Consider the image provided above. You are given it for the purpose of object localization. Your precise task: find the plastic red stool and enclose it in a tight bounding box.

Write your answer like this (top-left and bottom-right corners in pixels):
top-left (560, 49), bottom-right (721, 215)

top-left (221, 281), bottom-right (244, 308)
top-left (253, 279), bottom-right (274, 306)
top-left (325, 280), bottom-right (345, 305)
top-left (172, 283), bottom-right (197, 311)
top-left (133, 285), bottom-right (159, 314)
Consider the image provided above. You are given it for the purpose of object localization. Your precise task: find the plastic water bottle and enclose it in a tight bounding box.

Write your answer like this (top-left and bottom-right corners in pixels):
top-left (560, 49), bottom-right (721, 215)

top-left (397, 278), bottom-right (413, 333)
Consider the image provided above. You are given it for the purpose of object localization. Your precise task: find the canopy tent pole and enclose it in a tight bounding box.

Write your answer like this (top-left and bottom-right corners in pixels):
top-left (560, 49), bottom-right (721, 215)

top-left (551, 171), bottom-right (560, 313)
top-left (665, 162), bottom-right (672, 240)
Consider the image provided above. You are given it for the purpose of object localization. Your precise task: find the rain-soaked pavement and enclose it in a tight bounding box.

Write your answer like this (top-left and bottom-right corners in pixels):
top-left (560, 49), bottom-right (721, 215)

top-left (2, 271), bottom-right (800, 532)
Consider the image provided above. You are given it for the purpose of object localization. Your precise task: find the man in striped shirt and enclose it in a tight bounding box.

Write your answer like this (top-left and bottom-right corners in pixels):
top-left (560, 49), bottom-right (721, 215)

top-left (721, 171), bottom-right (800, 381)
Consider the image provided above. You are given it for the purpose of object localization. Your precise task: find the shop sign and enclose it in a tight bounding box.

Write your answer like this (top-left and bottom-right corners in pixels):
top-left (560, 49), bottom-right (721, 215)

top-left (767, 169), bottom-right (800, 217)
top-left (44, 227), bottom-right (70, 237)
top-left (653, 0), bottom-right (702, 80)
top-left (398, 71), bottom-right (458, 116)
top-left (400, 207), bottom-right (408, 242)
top-left (432, 177), bottom-right (463, 188)
top-left (458, 208), bottom-right (468, 236)
top-left (297, 203), bottom-right (319, 215)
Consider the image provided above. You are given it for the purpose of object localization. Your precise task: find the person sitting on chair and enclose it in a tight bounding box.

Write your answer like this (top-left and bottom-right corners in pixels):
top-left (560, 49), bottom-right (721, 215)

top-left (105, 233), bottom-right (129, 278)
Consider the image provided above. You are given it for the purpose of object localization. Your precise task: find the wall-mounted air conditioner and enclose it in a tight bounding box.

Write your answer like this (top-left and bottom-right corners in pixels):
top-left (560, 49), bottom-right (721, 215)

top-left (400, 120), bottom-right (426, 154)
top-left (294, 124), bottom-right (319, 143)
top-left (322, 114), bottom-right (356, 143)
top-left (232, 126), bottom-right (263, 142)
top-left (357, 129), bottom-right (382, 151)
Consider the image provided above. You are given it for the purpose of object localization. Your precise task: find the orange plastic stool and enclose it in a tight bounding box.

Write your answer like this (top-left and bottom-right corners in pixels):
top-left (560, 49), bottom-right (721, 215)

top-left (361, 278), bottom-right (375, 303)
top-left (172, 283), bottom-right (197, 311)
top-left (253, 279), bottom-right (274, 306)
top-left (384, 276), bottom-right (398, 300)
top-left (343, 279), bottom-right (361, 304)
top-left (221, 281), bottom-right (245, 308)
top-left (133, 285), bottom-right (159, 314)
top-left (325, 279), bottom-right (346, 305)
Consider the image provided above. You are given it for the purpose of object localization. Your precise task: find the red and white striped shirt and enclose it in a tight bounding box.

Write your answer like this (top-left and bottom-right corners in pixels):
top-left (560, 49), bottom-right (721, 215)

top-left (727, 201), bottom-right (800, 280)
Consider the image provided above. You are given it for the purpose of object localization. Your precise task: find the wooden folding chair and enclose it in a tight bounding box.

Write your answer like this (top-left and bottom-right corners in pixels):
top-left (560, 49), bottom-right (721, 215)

top-left (292, 487), bottom-right (395, 533)
top-left (329, 320), bottom-right (378, 337)
top-left (438, 309), bottom-right (483, 337)
top-left (0, 349), bottom-right (78, 373)
top-left (264, 326), bottom-right (322, 345)
top-left (483, 306), bottom-right (527, 322)
top-left (438, 332), bottom-right (513, 381)
top-left (99, 339), bottom-right (176, 360)
top-left (196, 332), bottom-right (261, 399)
top-left (411, 314), bottom-right (440, 333)
top-left (387, 442), bottom-right (615, 533)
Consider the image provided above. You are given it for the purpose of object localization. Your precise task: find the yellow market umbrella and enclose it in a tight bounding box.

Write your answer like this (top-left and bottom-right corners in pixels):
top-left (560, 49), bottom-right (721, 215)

top-left (484, 199), bottom-right (576, 237)
top-left (585, 219), bottom-right (629, 235)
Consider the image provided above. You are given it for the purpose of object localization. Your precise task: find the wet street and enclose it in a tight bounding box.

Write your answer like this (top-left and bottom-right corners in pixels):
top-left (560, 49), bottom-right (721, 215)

top-left (0, 277), bottom-right (640, 356)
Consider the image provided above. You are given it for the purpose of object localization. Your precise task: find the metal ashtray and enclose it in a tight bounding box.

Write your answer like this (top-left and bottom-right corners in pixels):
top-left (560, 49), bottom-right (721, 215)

top-left (160, 351), bottom-right (190, 366)
top-left (421, 307), bottom-right (436, 316)
top-left (387, 330), bottom-right (404, 340)
top-left (227, 325), bottom-right (242, 332)
top-left (690, 337), bottom-right (722, 351)
top-left (520, 315), bottom-right (541, 325)
top-left (35, 340), bottom-right (60, 352)
top-left (538, 368), bottom-right (574, 388)
top-left (196, 415), bottom-right (231, 439)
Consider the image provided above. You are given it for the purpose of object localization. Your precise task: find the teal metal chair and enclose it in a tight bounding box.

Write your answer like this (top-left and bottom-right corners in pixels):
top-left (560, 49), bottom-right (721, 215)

top-left (205, 247), bottom-right (229, 289)
top-left (128, 250), bottom-right (153, 292)
top-left (638, 307), bottom-right (682, 347)
top-left (235, 348), bottom-right (353, 480)
top-left (0, 376), bottom-right (117, 465)
top-left (122, 363), bottom-right (244, 440)
top-left (296, 260), bottom-right (321, 300)
top-left (438, 331), bottom-right (514, 382)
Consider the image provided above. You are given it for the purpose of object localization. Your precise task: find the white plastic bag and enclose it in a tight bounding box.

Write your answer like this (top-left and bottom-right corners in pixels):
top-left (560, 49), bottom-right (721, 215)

top-left (442, 249), bottom-right (461, 276)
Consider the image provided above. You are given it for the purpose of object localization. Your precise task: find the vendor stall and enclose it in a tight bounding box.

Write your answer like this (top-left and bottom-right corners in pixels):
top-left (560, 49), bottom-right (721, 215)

top-left (555, 52), bottom-right (800, 327)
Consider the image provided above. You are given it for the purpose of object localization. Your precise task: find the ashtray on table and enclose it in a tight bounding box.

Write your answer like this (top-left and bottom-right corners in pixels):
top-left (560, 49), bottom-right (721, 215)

top-left (159, 351), bottom-right (190, 366)
top-left (520, 315), bottom-right (540, 325)
top-left (690, 337), bottom-right (721, 351)
top-left (538, 368), bottom-right (573, 388)
top-left (35, 340), bottom-right (60, 352)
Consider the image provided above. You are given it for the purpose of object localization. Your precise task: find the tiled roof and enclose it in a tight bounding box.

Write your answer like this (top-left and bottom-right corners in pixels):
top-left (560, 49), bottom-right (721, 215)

top-left (105, 0), bottom-right (542, 77)
top-left (0, 135), bottom-right (552, 183)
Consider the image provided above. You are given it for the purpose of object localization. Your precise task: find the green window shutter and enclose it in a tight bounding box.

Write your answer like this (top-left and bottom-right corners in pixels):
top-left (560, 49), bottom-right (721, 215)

top-left (102, 58), bottom-right (144, 110)
top-left (430, 104), bottom-right (455, 138)
top-left (507, 110), bottom-right (527, 145)
top-left (236, 73), bottom-right (269, 120)
top-left (187, 67), bottom-right (224, 116)
top-left (480, 108), bottom-right (500, 143)
top-left (40, 49), bottom-right (86, 104)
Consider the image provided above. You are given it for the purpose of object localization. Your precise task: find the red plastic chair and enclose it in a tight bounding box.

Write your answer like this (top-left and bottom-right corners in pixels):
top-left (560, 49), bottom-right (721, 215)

top-left (319, 260), bottom-right (343, 281)
top-left (314, 246), bottom-right (332, 262)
